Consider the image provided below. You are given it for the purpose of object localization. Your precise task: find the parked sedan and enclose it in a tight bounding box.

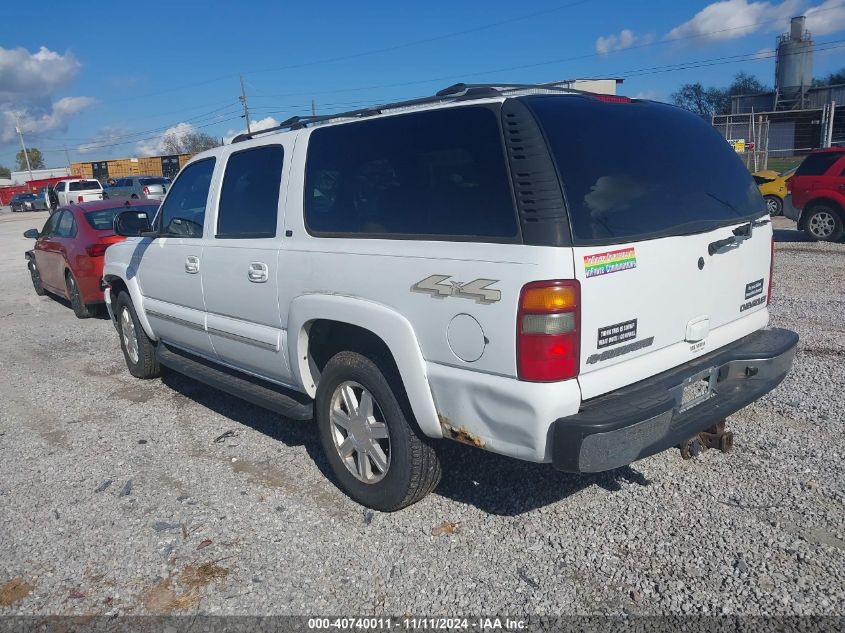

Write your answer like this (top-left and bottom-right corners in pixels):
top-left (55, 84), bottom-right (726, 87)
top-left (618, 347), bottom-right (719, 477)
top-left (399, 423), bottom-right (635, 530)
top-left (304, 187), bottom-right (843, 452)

top-left (104, 176), bottom-right (171, 201)
top-left (23, 200), bottom-right (160, 318)
top-left (24, 187), bottom-right (50, 211)
top-left (10, 193), bottom-right (38, 212)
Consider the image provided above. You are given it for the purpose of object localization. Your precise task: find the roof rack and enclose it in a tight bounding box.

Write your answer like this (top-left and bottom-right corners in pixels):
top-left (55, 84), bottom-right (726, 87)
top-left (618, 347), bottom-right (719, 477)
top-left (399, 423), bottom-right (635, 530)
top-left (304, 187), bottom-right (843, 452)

top-left (230, 81), bottom-right (591, 143)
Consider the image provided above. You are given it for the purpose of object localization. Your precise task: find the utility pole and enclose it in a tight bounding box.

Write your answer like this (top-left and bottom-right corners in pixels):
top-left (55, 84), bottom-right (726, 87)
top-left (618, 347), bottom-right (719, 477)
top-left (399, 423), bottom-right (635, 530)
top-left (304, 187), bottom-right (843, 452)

top-left (239, 76), bottom-right (252, 135)
top-left (311, 99), bottom-right (317, 117)
top-left (13, 113), bottom-right (34, 181)
top-left (63, 145), bottom-right (72, 171)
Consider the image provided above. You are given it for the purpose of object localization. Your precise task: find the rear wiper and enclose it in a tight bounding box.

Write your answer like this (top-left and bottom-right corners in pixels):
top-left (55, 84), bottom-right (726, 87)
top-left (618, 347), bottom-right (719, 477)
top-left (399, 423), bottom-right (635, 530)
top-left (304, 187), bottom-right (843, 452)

top-left (708, 219), bottom-right (767, 255)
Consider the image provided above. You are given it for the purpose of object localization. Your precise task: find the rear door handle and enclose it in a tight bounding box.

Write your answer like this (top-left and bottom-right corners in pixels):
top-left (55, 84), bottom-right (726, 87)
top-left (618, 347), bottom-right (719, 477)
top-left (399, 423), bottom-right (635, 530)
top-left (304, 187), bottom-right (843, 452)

top-left (248, 262), bottom-right (269, 283)
top-left (185, 256), bottom-right (200, 274)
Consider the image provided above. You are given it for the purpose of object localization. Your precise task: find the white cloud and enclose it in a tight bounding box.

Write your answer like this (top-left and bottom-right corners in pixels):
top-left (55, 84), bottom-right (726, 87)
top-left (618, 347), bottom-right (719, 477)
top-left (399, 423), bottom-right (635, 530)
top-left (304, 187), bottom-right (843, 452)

top-left (666, 0), bottom-right (800, 42)
top-left (223, 117), bottom-right (280, 144)
top-left (806, 0), bottom-right (845, 35)
top-left (0, 46), bottom-right (80, 100)
top-left (596, 29), bottom-right (638, 54)
top-left (633, 90), bottom-right (660, 101)
top-left (0, 46), bottom-right (95, 144)
top-left (77, 125), bottom-right (131, 154)
top-left (136, 122), bottom-right (197, 156)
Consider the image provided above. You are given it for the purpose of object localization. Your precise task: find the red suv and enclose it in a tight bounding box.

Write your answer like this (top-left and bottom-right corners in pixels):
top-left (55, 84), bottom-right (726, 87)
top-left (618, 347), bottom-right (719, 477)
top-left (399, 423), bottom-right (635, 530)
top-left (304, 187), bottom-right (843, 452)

top-left (789, 147), bottom-right (845, 241)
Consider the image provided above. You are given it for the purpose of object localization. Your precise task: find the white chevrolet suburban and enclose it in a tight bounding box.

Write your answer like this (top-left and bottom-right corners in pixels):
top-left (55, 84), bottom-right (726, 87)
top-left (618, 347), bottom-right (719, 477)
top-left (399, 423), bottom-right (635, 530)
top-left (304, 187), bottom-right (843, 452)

top-left (102, 84), bottom-right (798, 511)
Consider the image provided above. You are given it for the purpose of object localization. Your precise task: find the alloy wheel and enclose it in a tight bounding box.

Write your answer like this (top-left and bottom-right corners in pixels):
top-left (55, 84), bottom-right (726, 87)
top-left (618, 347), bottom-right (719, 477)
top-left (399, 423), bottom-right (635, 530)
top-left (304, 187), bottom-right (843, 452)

top-left (808, 211), bottom-right (835, 239)
top-left (329, 380), bottom-right (391, 483)
top-left (120, 307), bottom-right (140, 364)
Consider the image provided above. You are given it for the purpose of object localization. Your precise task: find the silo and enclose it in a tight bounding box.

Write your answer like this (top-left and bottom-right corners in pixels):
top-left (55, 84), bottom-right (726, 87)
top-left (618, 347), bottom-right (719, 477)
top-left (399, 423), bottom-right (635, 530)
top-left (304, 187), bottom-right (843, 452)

top-left (775, 16), bottom-right (813, 109)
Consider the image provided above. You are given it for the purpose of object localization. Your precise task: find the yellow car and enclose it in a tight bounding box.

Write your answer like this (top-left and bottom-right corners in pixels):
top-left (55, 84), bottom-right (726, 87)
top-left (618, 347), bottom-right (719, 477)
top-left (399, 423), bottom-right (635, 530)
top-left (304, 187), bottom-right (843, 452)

top-left (753, 167), bottom-right (796, 216)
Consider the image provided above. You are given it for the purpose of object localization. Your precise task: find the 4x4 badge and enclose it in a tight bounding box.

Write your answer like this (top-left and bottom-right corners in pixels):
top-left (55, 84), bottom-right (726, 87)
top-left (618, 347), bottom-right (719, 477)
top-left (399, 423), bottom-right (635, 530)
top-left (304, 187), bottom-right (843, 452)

top-left (413, 275), bottom-right (501, 304)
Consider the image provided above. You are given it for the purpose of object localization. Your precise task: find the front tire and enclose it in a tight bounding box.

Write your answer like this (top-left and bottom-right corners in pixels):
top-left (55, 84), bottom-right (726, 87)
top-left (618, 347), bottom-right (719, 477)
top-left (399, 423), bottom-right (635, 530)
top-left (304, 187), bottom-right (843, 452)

top-left (115, 291), bottom-right (160, 379)
top-left (315, 351), bottom-right (441, 511)
top-left (28, 258), bottom-right (46, 296)
top-left (804, 205), bottom-right (844, 242)
top-left (764, 195), bottom-right (782, 216)
top-left (66, 271), bottom-right (93, 319)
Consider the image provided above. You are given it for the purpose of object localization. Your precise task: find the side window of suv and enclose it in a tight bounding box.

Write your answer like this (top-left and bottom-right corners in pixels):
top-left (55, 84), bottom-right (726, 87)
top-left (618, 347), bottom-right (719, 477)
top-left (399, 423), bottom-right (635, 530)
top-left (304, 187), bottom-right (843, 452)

top-left (216, 145), bottom-right (284, 238)
top-left (55, 182), bottom-right (65, 192)
top-left (304, 106), bottom-right (518, 241)
top-left (156, 158), bottom-right (216, 238)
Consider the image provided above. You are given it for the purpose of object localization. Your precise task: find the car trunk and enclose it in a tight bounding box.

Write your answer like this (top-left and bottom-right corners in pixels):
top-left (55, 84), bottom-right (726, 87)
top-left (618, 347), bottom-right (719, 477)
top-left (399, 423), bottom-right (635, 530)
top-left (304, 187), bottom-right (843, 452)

top-left (523, 95), bottom-right (772, 399)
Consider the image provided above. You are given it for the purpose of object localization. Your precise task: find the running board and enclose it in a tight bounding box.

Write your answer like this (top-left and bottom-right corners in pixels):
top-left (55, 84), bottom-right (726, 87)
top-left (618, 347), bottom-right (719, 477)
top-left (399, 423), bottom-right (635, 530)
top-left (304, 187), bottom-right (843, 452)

top-left (156, 344), bottom-right (313, 420)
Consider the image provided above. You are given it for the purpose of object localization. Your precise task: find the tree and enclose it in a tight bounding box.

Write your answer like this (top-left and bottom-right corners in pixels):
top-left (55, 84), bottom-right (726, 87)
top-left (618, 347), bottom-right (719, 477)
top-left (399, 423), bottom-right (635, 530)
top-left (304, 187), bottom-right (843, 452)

top-left (160, 131), bottom-right (219, 155)
top-left (15, 147), bottom-right (45, 171)
top-left (812, 68), bottom-right (845, 86)
top-left (670, 83), bottom-right (724, 118)
top-left (0, 165), bottom-right (10, 179)
top-left (672, 73), bottom-right (770, 117)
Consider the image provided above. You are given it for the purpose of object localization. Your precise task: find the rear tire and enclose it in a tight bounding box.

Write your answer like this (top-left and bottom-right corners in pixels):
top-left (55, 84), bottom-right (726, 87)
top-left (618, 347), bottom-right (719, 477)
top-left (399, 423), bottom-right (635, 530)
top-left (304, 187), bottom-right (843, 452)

top-left (803, 205), bottom-right (844, 242)
top-left (115, 291), bottom-right (160, 379)
top-left (764, 195), bottom-right (782, 217)
top-left (66, 271), bottom-right (93, 319)
top-left (315, 351), bottom-right (441, 511)
top-left (28, 258), bottom-right (46, 296)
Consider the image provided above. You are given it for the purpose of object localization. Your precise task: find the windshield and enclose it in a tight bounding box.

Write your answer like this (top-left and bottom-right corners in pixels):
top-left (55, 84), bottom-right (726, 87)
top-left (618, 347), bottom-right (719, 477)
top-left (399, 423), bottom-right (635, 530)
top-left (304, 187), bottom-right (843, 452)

top-left (525, 96), bottom-right (763, 245)
top-left (84, 204), bottom-right (159, 231)
top-left (69, 180), bottom-right (102, 191)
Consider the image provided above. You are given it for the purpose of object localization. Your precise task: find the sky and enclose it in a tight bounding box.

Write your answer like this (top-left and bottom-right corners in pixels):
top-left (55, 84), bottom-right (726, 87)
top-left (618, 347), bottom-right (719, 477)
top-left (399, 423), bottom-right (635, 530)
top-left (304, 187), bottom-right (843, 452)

top-left (2, 0), bottom-right (845, 170)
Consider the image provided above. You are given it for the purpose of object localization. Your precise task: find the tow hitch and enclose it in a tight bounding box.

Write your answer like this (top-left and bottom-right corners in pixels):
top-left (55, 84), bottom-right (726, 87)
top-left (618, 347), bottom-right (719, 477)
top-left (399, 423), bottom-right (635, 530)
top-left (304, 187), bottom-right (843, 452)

top-left (679, 420), bottom-right (734, 460)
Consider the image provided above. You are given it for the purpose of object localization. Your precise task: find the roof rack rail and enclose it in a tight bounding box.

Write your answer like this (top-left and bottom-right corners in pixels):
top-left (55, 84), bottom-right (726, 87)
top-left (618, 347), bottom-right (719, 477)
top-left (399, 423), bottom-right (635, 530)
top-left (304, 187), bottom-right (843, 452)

top-left (230, 81), bottom-right (596, 143)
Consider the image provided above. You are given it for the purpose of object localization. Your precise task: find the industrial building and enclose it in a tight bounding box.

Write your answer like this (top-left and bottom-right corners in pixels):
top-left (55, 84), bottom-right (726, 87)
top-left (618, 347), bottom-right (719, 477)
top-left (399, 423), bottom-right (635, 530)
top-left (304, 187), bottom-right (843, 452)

top-left (714, 16), bottom-right (843, 166)
top-left (69, 153), bottom-right (194, 181)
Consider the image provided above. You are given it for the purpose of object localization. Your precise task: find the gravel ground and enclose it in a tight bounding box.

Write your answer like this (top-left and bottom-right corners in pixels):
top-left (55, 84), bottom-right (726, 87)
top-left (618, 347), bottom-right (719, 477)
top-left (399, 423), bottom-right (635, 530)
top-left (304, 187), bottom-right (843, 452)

top-left (0, 211), bottom-right (842, 617)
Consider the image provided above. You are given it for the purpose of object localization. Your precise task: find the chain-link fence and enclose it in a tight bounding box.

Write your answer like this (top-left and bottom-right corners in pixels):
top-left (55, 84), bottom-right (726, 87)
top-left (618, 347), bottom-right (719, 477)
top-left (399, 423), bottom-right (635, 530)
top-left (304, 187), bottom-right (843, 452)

top-left (713, 104), bottom-right (842, 171)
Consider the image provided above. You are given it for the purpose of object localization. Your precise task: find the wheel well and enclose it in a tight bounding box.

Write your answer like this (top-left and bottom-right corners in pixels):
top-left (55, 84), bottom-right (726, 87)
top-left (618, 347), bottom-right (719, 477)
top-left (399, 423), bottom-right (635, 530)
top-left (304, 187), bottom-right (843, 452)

top-left (306, 320), bottom-right (400, 388)
top-left (103, 276), bottom-right (128, 304)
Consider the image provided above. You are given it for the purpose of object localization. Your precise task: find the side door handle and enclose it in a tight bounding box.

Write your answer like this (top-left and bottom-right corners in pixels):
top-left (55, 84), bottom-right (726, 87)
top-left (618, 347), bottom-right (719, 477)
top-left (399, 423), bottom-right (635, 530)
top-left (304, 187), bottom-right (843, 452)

top-left (247, 262), bottom-right (269, 283)
top-left (185, 255), bottom-right (200, 274)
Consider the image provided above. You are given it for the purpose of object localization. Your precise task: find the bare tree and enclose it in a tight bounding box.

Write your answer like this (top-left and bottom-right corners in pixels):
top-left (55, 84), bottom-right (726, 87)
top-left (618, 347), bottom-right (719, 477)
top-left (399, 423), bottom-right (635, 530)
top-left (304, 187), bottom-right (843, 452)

top-left (160, 130), bottom-right (219, 154)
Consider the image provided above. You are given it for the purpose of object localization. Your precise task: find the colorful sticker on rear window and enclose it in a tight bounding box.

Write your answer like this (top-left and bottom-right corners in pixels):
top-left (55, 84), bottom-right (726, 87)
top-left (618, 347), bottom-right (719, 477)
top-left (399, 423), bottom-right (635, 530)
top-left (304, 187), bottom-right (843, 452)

top-left (584, 247), bottom-right (637, 278)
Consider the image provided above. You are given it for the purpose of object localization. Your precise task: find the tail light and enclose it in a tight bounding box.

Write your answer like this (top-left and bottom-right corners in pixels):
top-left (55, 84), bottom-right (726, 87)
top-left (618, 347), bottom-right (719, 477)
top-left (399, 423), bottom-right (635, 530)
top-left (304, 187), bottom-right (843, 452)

top-left (767, 237), bottom-right (774, 305)
top-left (143, 186), bottom-right (150, 196)
top-left (517, 280), bottom-right (580, 382)
top-left (86, 243), bottom-right (109, 257)
top-left (78, 196), bottom-right (84, 203)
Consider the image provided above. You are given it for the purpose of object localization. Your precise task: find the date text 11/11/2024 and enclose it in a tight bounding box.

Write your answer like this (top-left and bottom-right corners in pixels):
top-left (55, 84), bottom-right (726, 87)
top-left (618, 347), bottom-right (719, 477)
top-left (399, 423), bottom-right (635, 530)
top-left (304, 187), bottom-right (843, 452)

top-left (307, 617), bottom-right (528, 630)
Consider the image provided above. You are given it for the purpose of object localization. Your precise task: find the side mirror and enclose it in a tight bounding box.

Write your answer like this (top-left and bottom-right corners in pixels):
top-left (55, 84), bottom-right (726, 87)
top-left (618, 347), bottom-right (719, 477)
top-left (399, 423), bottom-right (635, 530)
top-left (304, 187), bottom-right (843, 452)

top-left (23, 229), bottom-right (39, 239)
top-left (114, 210), bottom-right (153, 237)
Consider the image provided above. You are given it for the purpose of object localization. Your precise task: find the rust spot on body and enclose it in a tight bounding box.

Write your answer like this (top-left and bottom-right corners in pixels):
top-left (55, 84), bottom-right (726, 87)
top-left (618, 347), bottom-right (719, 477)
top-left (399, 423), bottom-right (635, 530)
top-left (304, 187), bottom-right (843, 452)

top-left (438, 414), bottom-right (485, 448)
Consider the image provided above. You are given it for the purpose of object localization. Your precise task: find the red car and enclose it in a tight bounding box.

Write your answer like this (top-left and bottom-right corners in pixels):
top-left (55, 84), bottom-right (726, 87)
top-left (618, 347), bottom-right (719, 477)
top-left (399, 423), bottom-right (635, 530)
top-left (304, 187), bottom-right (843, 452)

top-left (23, 200), bottom-right (159, 318)
top-left (789, 147), bottom-right (845, 242)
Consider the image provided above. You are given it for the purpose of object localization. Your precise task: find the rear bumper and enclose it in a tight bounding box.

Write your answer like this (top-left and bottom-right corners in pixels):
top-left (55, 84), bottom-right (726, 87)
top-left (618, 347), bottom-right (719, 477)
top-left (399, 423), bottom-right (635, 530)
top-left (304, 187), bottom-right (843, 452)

top-left (551, 327), bottom-right (798, 473)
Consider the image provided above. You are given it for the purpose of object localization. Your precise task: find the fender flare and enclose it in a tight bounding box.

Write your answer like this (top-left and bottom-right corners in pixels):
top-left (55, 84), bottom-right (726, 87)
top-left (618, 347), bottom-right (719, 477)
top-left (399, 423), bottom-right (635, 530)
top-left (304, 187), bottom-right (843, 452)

top-left (102, 262), bottom-right (156, 341)
top-left (287, 294), bottom-right (442, 439)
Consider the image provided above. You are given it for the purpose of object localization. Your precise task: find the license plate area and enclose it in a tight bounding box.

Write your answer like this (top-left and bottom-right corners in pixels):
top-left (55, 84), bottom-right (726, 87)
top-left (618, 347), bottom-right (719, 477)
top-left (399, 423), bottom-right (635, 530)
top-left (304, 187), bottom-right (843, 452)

top-left (678, 367), bottom-right (718, 413)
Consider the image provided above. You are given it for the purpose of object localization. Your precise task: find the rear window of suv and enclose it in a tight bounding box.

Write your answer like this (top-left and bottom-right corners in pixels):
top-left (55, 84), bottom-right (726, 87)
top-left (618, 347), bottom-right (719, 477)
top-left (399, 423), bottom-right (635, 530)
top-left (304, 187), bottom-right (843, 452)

top-left (525, 96), bottom-right (762, 245)
top-left (794, 152), bottom-right (844, 176)
top-left (139, 178), bottom-right (170, 186)
top-left (85, 204), bottom-right (159, 230)
top-left (304, 106), bottom-right (518, 241)
top-left (69, 180), bottom-right (102, 191)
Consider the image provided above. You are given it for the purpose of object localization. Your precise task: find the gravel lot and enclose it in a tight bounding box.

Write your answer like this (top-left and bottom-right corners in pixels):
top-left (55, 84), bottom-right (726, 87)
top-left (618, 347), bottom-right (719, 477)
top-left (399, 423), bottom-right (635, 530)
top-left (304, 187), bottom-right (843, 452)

top-left (0, 209), bottom-right (842, 617)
